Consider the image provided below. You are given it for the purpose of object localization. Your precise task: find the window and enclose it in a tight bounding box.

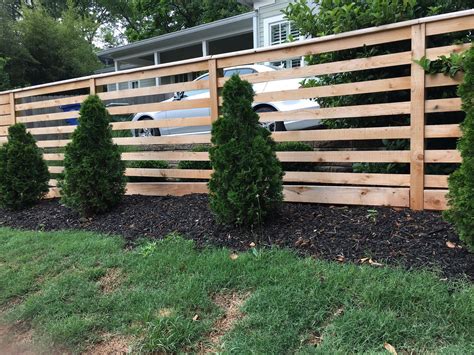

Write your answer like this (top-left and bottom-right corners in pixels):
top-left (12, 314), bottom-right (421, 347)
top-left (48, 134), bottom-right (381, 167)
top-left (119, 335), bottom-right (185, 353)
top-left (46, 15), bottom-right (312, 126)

top-left (265, 18), bottom-right (302, 69)
top-left (270, 21), bottom-right (300, 46)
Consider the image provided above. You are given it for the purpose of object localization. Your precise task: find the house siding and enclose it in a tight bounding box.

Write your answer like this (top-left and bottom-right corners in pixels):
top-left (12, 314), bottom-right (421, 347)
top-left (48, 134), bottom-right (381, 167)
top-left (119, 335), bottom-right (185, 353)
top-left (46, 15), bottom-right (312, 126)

top-left (256, 0), bottom-right (292, 48)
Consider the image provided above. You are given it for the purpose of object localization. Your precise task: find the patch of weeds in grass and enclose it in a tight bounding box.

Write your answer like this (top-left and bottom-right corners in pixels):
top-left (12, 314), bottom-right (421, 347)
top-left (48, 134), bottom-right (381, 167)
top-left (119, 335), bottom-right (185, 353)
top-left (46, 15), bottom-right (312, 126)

top-left (0, 228), bottom-right (472, 354)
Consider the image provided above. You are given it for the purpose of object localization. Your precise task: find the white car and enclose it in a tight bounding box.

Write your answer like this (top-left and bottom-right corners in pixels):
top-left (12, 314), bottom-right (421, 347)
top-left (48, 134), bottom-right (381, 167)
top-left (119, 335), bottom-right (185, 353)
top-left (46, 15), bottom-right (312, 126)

top-left (132, 64), bottom-right (320, 137)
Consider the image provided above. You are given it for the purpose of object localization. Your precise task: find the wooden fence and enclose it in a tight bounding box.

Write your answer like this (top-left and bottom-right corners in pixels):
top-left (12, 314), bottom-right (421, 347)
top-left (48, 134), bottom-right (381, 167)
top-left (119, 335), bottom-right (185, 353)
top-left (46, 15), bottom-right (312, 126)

top-left (0, 10), bottom-right (473, 210)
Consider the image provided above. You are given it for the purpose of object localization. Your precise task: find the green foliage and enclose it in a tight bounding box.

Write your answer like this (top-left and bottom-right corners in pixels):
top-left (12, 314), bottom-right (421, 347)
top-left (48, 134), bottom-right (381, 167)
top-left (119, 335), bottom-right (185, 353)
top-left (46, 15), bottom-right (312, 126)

top-left (0, 2), bottom-right (100, 88)
top-left (209, 75), bottom-right (283, 226)
top-left (415, 52), bottom-right (466, 77)
top-left (116, 0), bottom-right (250, 41)
top-left (275, 141), bottom-right (314, 171)
top-left (59, 95), bottom-right (126, 217)
top-left (0, 57), bottom-right (10, 90)
top-left (0, 123), bottom-right (49, 210)
top-left (178, 145), bottom-right (211, 170)
top-left (444, 46), bottom-right (474, 251)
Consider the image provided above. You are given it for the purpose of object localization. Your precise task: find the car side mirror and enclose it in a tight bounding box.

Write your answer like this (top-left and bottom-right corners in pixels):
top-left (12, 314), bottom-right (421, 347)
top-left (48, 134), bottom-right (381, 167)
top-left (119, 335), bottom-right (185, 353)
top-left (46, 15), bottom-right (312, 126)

top-left (173, 91), bottom-right (185, 100)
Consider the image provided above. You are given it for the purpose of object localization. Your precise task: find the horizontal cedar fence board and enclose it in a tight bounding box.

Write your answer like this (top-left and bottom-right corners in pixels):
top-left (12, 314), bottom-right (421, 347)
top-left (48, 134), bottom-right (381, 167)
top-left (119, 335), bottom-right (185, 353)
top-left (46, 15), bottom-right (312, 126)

top-left (220, 52), bottom-right (412, 87)
top-left (122, 151), bottom-right (208, 161)
top-left (0, 126), bottom-right (7, 135)
top-left (49, 179), bottom-right (57, 186)
top-left (425, 43), bottom-right (472, 60)
top-left (273, 126), bottom-right (411, 142)
top-left (15, 95), bottom-right (88, 111)
top-left (425, 150), bottom-right (461, 163)
top-left (46, 188), bottom-right (60, 199)
top-left (259, 102), bottom-right (410, 122)
top-left (252, 77), bottom-right (411, 103)
top-left (126, 168), bottom-right (212, 179)
top-left (0, 104), bottom-right (10, 115)
top-left (28, 116), bottom-right (212, 135)
top-left (106, 98), bottom-right (210, 116)
top-left (111, 116), bottom-right (211, 130)
top-left (424, 189), bottom-right (448, 210)
top-left (43, 153), bottom-right (64, 161)
top-left (425, 124), bottom-right (461, 138)
top-left (98, 80), bottom-right (208, 101)
top-left (425, 175), bottom-right (449, 189)
top-left (0, 136), bottom-right (7, 144)
top-left (0, 116), bottom-right (11, 126)
top-left (425, 15), bottom-right (474, 36)
top-left (95, 60), bottom-right (209, 86)
top-left (283, 185), bottom-right (410, 207)
top-left (283, 171), bottom-right (410, 186)
top-left (0, 95), bottom-right (9, 105)
top-left (217, 27), bottom-right (411, 68)
top-left (126, 182), bottom-right (208, 196)
top-left (46, 168), bottom-right (449, 188)
top-left (14, 80), bottom-right (89, 99)
top-left (276, 151), bottom-right (410, 163)
top-left (259, 98), bottom-right (460, 123)
top-left (425, 73), bottom-right (463, 87)
top-left (113, 135), bottom-right (211, 146)
top-left (17, 111), bottom-right (80, 124)
top-left (41, 150), bottom-right (412, 163)
top-left (425, 97), bottom-right (461, 112)
top-left (48, 166), bottom-right (64, 174)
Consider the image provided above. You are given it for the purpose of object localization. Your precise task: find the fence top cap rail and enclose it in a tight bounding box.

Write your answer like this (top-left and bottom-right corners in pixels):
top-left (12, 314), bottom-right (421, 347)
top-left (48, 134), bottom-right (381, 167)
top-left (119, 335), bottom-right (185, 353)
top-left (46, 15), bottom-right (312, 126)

top-left (0, 9), bottom-right (472, 97)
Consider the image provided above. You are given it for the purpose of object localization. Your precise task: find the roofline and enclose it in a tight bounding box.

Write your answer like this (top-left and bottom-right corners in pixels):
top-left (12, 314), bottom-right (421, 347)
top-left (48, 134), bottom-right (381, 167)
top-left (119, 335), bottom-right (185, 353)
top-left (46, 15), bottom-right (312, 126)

top-left (98, 11), bottom-right (256, 58)
top-left (2, 9), bottom-right (473, 96)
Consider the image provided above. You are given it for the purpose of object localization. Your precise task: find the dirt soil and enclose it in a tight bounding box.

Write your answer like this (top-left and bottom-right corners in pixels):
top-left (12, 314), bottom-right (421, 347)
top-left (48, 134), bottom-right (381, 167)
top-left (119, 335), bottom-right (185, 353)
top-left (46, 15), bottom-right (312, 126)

top-left (0, 194), bottom-right (472, 281)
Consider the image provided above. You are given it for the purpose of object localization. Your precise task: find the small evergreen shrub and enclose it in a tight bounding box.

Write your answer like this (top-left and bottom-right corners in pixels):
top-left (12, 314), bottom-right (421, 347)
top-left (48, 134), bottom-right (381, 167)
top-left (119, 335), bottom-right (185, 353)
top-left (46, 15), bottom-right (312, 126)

top-left (444, 46), bottom-right (474, 251)
top-left (59, 95), bottom-right (126, 216)
top-left (0, 123), bottom-right (49, 210)
top-left (209, 74), bottom-right (283, 226)
top-left (275, 141), bottom-right (313, 171)
top-left (177, 145), bottom-right (211, 170)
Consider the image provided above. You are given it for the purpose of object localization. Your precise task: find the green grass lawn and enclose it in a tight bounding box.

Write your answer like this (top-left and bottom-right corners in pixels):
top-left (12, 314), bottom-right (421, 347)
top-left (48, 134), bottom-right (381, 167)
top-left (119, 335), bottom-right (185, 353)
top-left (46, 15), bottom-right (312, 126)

top-left (0, 228), bottom-right (472, 354)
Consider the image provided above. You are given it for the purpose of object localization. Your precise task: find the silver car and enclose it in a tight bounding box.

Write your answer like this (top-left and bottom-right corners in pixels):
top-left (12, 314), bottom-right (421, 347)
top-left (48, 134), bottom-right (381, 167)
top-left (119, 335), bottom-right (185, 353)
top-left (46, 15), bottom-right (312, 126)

top-left (132, 64), bottom-right (320, 137)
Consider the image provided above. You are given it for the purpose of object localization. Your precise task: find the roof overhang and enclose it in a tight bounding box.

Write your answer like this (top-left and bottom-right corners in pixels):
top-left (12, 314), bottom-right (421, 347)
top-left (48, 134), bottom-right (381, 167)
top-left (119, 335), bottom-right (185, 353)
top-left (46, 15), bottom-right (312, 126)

top-left (98, 11), bottom-right (256, 60)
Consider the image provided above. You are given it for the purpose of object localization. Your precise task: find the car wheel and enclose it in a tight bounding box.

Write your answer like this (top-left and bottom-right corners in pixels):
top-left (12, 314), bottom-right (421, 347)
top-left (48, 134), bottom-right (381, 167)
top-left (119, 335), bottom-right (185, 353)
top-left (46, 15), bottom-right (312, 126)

top-left (134, 117), bottom-right (160, 137)
top-left (255, 106), bottom-right (286, 132)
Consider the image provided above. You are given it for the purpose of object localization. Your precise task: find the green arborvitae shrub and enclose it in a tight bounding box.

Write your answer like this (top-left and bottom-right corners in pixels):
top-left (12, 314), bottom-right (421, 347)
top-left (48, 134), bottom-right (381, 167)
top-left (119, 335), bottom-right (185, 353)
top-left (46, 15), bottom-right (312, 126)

top-left (209, 74), bottom-right (283, 226)
top-left (59, 95), bottom-right (126, 216)
top-left (444, 46), bottom-right (474, 251)
top-left (0, 123), bottom-right (49, 210)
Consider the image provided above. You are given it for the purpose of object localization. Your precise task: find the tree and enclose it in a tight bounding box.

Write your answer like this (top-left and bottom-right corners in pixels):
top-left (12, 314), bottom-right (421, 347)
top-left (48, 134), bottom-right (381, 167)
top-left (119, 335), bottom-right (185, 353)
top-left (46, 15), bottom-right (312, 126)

top-left (16, 5), bottom-right (100, 86)
top-left (0, 123), bottom-right (50, 210)
top-left (444, 46), bottom-right (474, 251)
top-left (110, 0), bottom-right (250, 41)
top-left (209, 75), bottom-right (283, 227)
top-left (60, 95), bottom-right (126, 217)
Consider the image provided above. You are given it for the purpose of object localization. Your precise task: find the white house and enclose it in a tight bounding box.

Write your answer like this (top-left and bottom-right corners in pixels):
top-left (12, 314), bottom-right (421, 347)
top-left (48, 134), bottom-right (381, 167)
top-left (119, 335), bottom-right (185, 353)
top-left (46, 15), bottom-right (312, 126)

top-left (97, 0), bottom-right (310, 92)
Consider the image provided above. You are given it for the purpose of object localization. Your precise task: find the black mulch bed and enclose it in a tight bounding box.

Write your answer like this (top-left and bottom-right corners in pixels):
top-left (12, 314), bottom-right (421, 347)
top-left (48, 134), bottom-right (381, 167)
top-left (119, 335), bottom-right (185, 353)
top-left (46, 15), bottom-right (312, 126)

top-left (0, 194), bottom-right (472, 281)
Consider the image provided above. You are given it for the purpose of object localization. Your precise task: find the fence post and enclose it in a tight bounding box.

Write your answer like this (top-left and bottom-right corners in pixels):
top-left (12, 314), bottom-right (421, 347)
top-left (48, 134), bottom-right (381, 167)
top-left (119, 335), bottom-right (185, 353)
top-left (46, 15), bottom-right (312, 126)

top-left (8, 92), bottom-right (16, 125)
top-left (89, 78), bottom-right (96, 95)
top-left (208, 59), bottom-right (221, 122)
top-left (410, 23), bottom-right (426, 210)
